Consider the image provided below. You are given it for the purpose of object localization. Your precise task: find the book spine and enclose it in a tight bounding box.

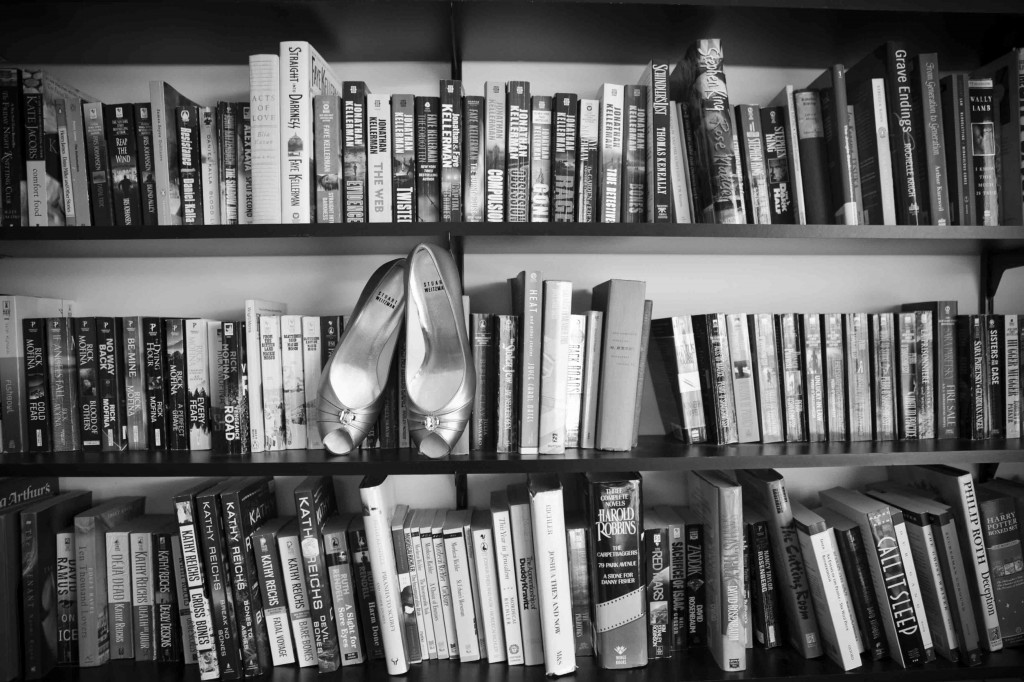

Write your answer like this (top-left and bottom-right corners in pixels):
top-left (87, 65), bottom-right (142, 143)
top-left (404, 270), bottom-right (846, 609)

top-left (314, 94), bottom-right (341, 223)
top-left (300, 318), bottom-right (323, 449)
top-left (506, 81), bottom-right (531, 223)
top-left (941, 74), bottom-right (974, 225)
top-left (528, 485), bottom-right (576, 675)
top-left (106, 531), bottom-right (133, 660)
top-left (23, 318), bottom-right (52, 452)
top-left (295, 523), bottom-right (340, 671)
top-left (183, 320), bottom-right (210, 450)
top-left (529, 95), bottom-right (552, 222)
top-left (539, 281), bottom-right (571, 454)
top-left (56, 529), bottom-right (77, 665)
top-left (802, 314), bottom-right (827, 441)
top-left (175, 106), bottom-right (202, 225)
top-left (748, 519), bottom-right (780, 649)
top-left (154, 532), bottom-right (181, 663)
top-left (646, 526), bottom-right (671, 659)
top-left (221, 489), bottom-right (265, 675)
top-left (413, 521), bottom-right (443, 659)
top-left (471, 314), bottom-right (495, 451)
top-left (198, 493), bottom-right (242, 679)
top-left (199, 106), bottom-right (219, 225)
top-left (955, 316), bottom-right (984, 439)
top-left (0, 69), bottom-right (23, 226)
top-left (471, 521), bottom-right (507, 662)
top-left (484, 82), bottom-right (506, 221)
top-left (130, 532), bottom-right (156, 661)
top-left (692, 314), bottom-right (738, 445)
top-left (821, 313), bottom-right (847, 440)
top-left (642, 63), bottom-right (671, 222)
top-left (1007, 315), bottom-right (1020, 439)
top-left (597, 84), bottom-right (624, 223)
top-left (170, 534), bottom-right (199, 665)
top-left (886, 44), bottom-right (929, 224)
top-left (74, 318), bottom-right (100, 452)
top-left (392, 517), bottom-right (425, 663)
top-left (576, 99), bottom-right (599, 222)
top-left (238, 104), bottom-right (254, 224)
top-left (278, 532), bottom-right (318, 666)
top-left (21, 74), bottom-right (45, 226)
top-left (902, 512), bottom-right (959, 660)
top-left (749, 313), bottom-right (784, 442)
top-left (565, 314), bottom-right (586, 448)
top-left (104, 103), bottom-right (142, 226)
top-left (461, 95), bottom-right (485, 222)
top-left (775, 314), bottom-right (806, 441)
top-left (405, 522), bottom-right (434, 660)
top-left (142, 318), bottom-right (167, 449)
top-left (621, 84), bottom-right (647, 223)
top-left (508, 500), bottom-right (543, 665)
top-left (122, 317), bottom-right (148, 450)
top-left (914, 54), bottom-right (949, 225)
top-left (439, 79), bottom-right (463, 222)
top-left (351, 526), bottom-right (385, 659)
top-left (894, 513), bottom-right (936, 661)
top-left (834, 524), bottom-right (887, 660)
top-left (322, 527), bottom-right (365, 665)
top-left (259, 315), bottom-right (285, 451)
top-left (392, 94), bottom-right (416, 222)
top-left (685, 520), bottom-right (706, 648)
top-left (633, 301), bottom-right (653, 448)
top-left (870, 314), bottom-right (897, 440)
top-left (491, 506), bottom-right (525, 664)
top-left (934, 304), bottom-right (960, 438)
top-left (985, 315), bottom-right (1005, 438)
top-left (220, 102), bottom-right (239, 224)
top-left (82, 102), bottom-right (113, 225)
top-left (219, 321), bottom-right (249, 454)
top-left (55, 100), bottom-right (76, 226)
top-left (726, 314), bottom-right (760, 443)
top-left (820, 68), bottom-right (858, 224)
top-left (565, 525), bottom-right (594, 657)
top-left (96, 318), bottom-right (128, 452)
top-left (415, 96), bottom-right (440, 222)
top-left (867, 78), bottom-right (898, 224)
top-left (443, 524), bottom-right (480, 661)
top-left (931, 513), bottom-right (982, 664)
top-left (917, 311), bottom-right (936, 439)
top-left (844, 313), bottom-right (872, 441)
top-left (249, 53), bottom-right (281, 224)
top-left (279, 316), bottom-right (306, 450)
top-left (343, 81), bottom-right (368, 223)
top-left (253, 529), bottom-right (296, 666)
top-left (738, 104), bottom-right (772, 223)
top-left (492, 316), bottom-right (518, 453)
top-left (518, 271), bottom-right (542, 454)
top-left (367, 94), bottom-right (393, 223)
top-left (432, 525), bottom-right (459, 659)
top-left (796, 526), bottom-right (861, 669)
top-left (47, 317), bottom-right (81, 452)
top-left (979, 496), bottom-right (1024, 647)
top-left (793, 89), bottom-right (832, 225)
top-left (578, 311), bottom-right (603, 449)
top-left (592, 280), bottom-right (648, 450)
top-left (552, 93), bottom-right (578, 222)
top-left (667, 102), bottom-right (693, 223)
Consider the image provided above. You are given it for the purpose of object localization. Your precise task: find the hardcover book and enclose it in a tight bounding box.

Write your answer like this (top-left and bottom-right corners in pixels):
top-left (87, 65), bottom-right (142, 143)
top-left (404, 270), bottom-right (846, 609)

top-left (639, 60), bottom-right (672, 222)
top-left (576, 99), bottom-right (599, 222)
top-left (365, 94), bottom-right (393, 222)
top-left (736, 104), bottom-right (772, 223)
top-left (910, 53), bottom-right (950, 225)
top-left (507, 484), bottom-right (544, 665)
top-left (249, 54), bottom-right (281, 224)
top-left (597, 84), bottom-right (624, 223)
top-left (490, 491), bottom-right (525, 664)
top-left (485, 81), bottom-right (506, 222)
top-left (539, 280), bottom-right (572, 454)
top-left (807, 65), bottom-right (858, 224)
top-left (553, 92), bottom-right (579, 222)
top-left (103, 103), bottom-right (142, 226)
top-left (506, 81), bottom-right (531, 223)
top-left (591, 279), bottom-right (647, 451)
top-left (442, 510), bottom-right (480, 661)
top-left (390, 506), bottom-right (424, 663)
top-left (621, 84), bottom-right (647, 223)
top-left (462, 95), bottom-right (485, 222)
top-left (415, 96), bottom-right (440, 222)
top-left (530, 95), bottom-right (553, 222)
top-left (691, 313), bottom-right (739, 444)
top-left (439, 79), bottom-right (464, 222)
top-left (392, 94), bottom-right (417, 222)
top-left (343, 81), bottom-right (369, 223)
top-left (314, 94), bottom-right (342, 223)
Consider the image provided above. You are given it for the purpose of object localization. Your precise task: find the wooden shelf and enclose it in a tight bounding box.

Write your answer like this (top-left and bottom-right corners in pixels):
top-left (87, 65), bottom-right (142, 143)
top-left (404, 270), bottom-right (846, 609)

top-left (37, 645), bottom-right (1024, 682)
top-left (3, 436), bottom-right (1019, 477)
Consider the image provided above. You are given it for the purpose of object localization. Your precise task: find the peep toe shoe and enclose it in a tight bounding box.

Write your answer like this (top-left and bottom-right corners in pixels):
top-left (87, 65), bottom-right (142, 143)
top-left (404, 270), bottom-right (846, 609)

top-left (405, 243), bottom-right (475, 458)
top-left (317, 258), bottom-right (407, 455)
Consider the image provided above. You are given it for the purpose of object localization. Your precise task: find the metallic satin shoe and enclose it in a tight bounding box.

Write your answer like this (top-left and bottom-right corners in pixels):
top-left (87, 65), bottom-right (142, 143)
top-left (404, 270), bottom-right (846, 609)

top-left (317, 258), bottom-right (407, 455)
top-left (405, 243), bottom-right (475, 458)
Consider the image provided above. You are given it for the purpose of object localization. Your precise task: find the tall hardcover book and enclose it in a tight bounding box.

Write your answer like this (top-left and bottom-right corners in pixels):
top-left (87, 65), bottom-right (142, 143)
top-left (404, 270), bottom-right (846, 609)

top-left (576, 99), bottom-right (599, 222)
top-left (46, 317), bottom-right (81, 452)
top-left (736, 104), bottom-right (771, 223)
top-left (391, 94), bottom-right (416, 222)
top-left (847, 76), bottom-right (897, 224)
top-left (96, 317), bottom-right (128, 452)
top-left (639, 60), bottom-right (672, 222)
top-left (691, 313), bottom-right (739, 445)
top-left (870, 313), bottom-right (898, 441)
top-left (252, 517), bottom-right (297, 667)
top-left (506, 81), bottom-right (531, 222)
top-left (530, 95), bottom-right (553, 222)
top-left (552, 92), bottom-right (578, 222)
top-left (621, 84), bottom-right (647, 222)
top-left (484, 81), bottom-right (506, 222)
top-left (249, 54), bottom-right (281, 224)
top-left (760, 106), bottom-right (797, 223)
top-left (940, 73), bottom-right (974, 225)
top-left (591, 279), bottom-right (647, 450)
top-left (971, 49), bottom-right (1024, 225)
top-left (279, 41), bottom-right (342, 223)
top-left (976, 487), bottom-right (1024, 647)
top-left (122, 316), bottom-right (148, 450)
top-left (648, 317), bottom-right (706, 443)
top-left (462, 95), bottom-right (485, 222)
top-left (415, 96), bottom-right (440, 222)
top-left (471, 314), bottom-right (495, 451)
top-left (583, 472), bottom-right (646, 669)
top-left (367, 94), bottom-right (393, 222)
top-left (390, 506), bottom-right (424, 663)
top-left (343, 81), bottom-right (369, 223)
top-left (314, 94), bottom-right (342, 223)
top-left (911, 53), bottom-right (950, 225)
top-left (791, 89), bottom-right (832, 224)
top-left (596, 84), bottom-right (624, 223)
top-left (75, 317), bottom-right (101, 451)
top-left (511, 270), bottom-right (543, 454)
top-left (808, 65), bottom-right (858, 224)
top-left (103, 103), bottom-right (142, 225)
top-left (439, 79), bottom-right (464, 222)
top-left (539, 280), bottom-right (572, 454)
top-left (507, 483), bottom-right (544, 665)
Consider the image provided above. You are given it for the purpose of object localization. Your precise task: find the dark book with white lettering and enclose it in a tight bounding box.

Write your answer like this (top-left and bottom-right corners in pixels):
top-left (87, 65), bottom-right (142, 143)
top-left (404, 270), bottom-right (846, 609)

top-left (530, 95), bottom-right (553, 222)
top-left (439, 79), bottom-right (464, 222)
top-left (323, 514), bottom-right (365, 665)
top-left (142, 317), bottom-right (168, 449)
top-left (643, 511), bottom-right (672, 660)
top-left (74, 317), bottom-right (101, 452)
top-left (22, 318), bottom-right (52, 453)
top-left (96, 317), bottom-right (128, 452)
top-left (976, 486), bottom-right (1024, 647)
top-left (648, 316), bottom-right (708, 444)
top-left (314, 94), bottom-right (341, 223)
top-left (463, 95), bottom-right (485, 222)
top-left (343, 82), bottom-right (369, 223)
top-left (348, 515), bottom-right (385, 660)
top-left (153, 526), bottom-right (181, 663)
top-left (196, 480), bottom-right (243, 679)
top-left (46, 317), bottom-right (80, 452)
top-left (484, 81), bottom-right (506, 222)
top-left (174, 105), bottom-right (203, 225)
top-left (552, 93), bottom-right (578, 222)
top-left (103, 103), bottom-right (142, 226)
top-left (163, 319), bottom-right (189, 451)
top-left (575, 99), bottom-right (599, 222)
top-left (392, 94), bottom-right (417, 222)
top-left (415, 96), bottom-right (440, 222)
top-left (691, 314), bottom-right (738, 445)
top-left (621, 84), bottom-right (647, 223)
top-left (749, 313), bottom-right (785, 443)
top-left (252, 517), bottom-right (297, 667)
top-left (507, 81), bottom-right (531, 223)
top-left (294, 476), bottom-right (341, 671)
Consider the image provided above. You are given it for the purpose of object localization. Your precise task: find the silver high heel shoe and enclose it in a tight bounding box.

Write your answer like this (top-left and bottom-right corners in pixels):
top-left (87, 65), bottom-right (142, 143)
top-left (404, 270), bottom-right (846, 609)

top-left (405, 243), bottom-right (475, 458)
top-left (317, 258), bottom-right (406, 455)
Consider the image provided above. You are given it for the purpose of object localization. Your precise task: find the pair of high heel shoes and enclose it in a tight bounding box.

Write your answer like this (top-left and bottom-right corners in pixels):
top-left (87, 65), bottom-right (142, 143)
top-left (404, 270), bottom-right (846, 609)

top-left (316, 243), bottom-right (475, 458)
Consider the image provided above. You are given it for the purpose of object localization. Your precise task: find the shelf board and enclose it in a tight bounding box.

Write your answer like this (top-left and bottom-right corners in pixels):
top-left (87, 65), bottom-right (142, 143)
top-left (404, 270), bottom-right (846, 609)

top-left (39, 645), bottom-right (1024, 682)
top-left (2, 223), bottom-right (1022, 258)
top-left (3, 436), bottom-right (1020, 477)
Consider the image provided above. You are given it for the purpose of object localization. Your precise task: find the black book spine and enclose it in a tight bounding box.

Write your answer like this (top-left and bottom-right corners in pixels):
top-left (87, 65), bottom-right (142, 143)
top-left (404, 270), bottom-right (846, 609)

top-left (916, 311), bottom-right (936, 439)
top-left (462, 95), bottom-right (485, 222)
top-left (896, 312), bottom-right (919, 440)
top-left (82, 102), bottom-right (114, 226)
top-left (439, 79), bottom-right (463, 222)
top-left (219, 102), bottom-right (239, 225)
top-left (553, 93), bottom-right (578, 223)
top-left (343, 82), bottom-right (368, 223)
top-left (867, 508), bottom-right (925, 665)
top-left (666, 520), bottom-right (686, 654)
top-left (143, 317), bottom-right (168, 450)
top-left (471, 313), bottom-right (495, 451)
top-left (506, 81), bottom-right (531, 223)
top-left (103, 103), bottom-right (142, 226)
top-left (320, 316), bottom-right (342, 365)
top-left (163, 318), bottom-right (189, 451)
top-left (348, 523), bottom-right (385, 659)
top-left (575, 99), bottom-right (599, 223)
top-left (135, 103), bottom-right (159, 226)
top-left (415, 96), bottom-right (440, 222)
top-left (155, 531), bottom-right (183, 662)
top-left (221, 487), bottom-right (259, 675)
top-left (645, 63), bottom-right (672, 223)
top-left (970, 77), bottom-right (996, 223)
top-left (645, 526), bottom-right (671, 659)
top-left (47, 317), bottom-right (81, 452)
top-left (198, 487), bottom-right (243, 679)
top-left (622, 84), bottom-right (647, 223)
top-left (760, 106), bottom-right (796, 224)
top-left (833, 524), bottom-right (888, 660)
top-left (691, 314), bottom-right (736, 444)
top-left (748, 518), bottom-right (781, 649)
top-left (377, 355), bottom-right (399, 449)
top-left (792, 89), bottom-right (832, 224)
top-left (985, 314), bottom-right (1005, 438)
top-left (685, 521), bottom-right (706, 648)
top-left (75, 317), bottom-right (101, 451)
top-left (911, 54), bottom-right (949, 225)
top-left (529, 95), bottom-right (552, 222)
top-left (940, 75), bottom-right (974, 226)
top-left (392, 94), bottom-right (417, 222)
top-left (223, 321), bottom-right (250, 454)
top-left (23, 318), bottom-right (52, 452)
top-left (886, 43), bottom-right (930, 225)
top-left (737, 103), bottom-right (771, 224)
top-left (0, 68), bottom-right (23, 226)
top-left (295, 479), bottom-right (341, 671)
top-left (175, 105), bottom-right (203, 226)
top-left (96, 317), bottom-right (128, 452)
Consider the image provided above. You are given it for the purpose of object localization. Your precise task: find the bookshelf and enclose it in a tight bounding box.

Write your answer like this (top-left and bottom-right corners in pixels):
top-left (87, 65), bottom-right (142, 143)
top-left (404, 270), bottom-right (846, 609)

top-left (2, 0), bottom-right (1024, 681)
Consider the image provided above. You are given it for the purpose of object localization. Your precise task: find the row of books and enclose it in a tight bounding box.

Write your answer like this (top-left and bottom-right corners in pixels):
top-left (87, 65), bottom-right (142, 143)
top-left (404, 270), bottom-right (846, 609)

top-left (648, 305), bottom-right (1023, 444)
top-left (5, 41), bottom-right (1024, 228)
top-left (3, 465), bottom-right (1021, 682)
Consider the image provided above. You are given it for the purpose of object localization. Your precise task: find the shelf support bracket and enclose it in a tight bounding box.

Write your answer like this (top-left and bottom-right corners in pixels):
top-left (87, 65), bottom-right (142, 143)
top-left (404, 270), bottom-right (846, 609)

top-left (455, 472), bottom-right (468, 509)
top-left (449, 1), bottom-right (462, 81)
top-left (981, 246), bottom-right (1024, 314)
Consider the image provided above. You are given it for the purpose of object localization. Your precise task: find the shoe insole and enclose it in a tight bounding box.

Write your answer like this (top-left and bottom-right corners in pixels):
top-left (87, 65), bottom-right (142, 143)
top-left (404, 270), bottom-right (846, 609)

top-left (327, 267), bottom-right (404, 410)
top-left (407, 252), bottom-right (466, 413)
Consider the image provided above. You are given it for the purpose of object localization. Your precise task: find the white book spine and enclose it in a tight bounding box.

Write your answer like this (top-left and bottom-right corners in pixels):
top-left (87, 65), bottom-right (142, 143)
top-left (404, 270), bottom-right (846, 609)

top-left (463, 523), bottom-right (488, 656)
top-left (279, 41), bottom-right (342, 224)
top-left (359, 482), bottom-right (411, 675)
top-left (509, 501), bottom-right (544, 666)
top-left (184, 319), bottom-right (212, 450)
top-left (301, 317), bottom-right (324, 449)
top-left (798, 527), bottom-right (861, 671)
top-left (893, 517), bottom-right (934, 658)
top-left (668, 101), bottom-right (692, 223)
top-left (598, 84), bottom-right (624, 223)
top-left (56, 102), bottom-right (75, 224)
top-left (472, 523), bottom-right (507, 662)
top-left (936, 517), bottom-right (981, 656)
top-left (726, 313), bottom-right (760, 443)
top-left (871, 79), bottom-right (898, 225)
top-left (280, 315), bottom-right (306, 450)
top-left (259, 315), bottom-right (286, 451)
top-left (539, 280), bottom-right (572, 454)
top-left (368, 94), bottom-right (393, 222)
top-left (529, 485), bottom-right (577, 676)
top-left (409, 525), bottom-right (437, 658)
top-left (278, 533), bottom-right (318, 667)
top-left (565, 314), bottom-right (586, 448)
top-left (491, 507), bottom-right (524, 664)
top-left (907, 519), bottom-right (959, 660)
top-left (244, 300), bottom-right (284, 451)
top-left (130, 531), bottom-right (156, 661)
top-left (444, 525), bottom-right (481, 661)
top-left (199, 106), bottom-right (221, 225)
top-left (249, 54), bottom-right (282, 224)
top-left (421, 525), bottom-right (450, 659)
top-left (1006, 315), bottom-right (1020, 438)
top-left (433, 529), bottom-right (461, 658)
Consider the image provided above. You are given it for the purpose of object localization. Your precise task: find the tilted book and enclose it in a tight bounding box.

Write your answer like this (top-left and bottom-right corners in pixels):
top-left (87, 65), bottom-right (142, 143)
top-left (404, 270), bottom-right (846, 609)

top-left (252, 517), bottom-right (297, 667)
top-left (471, 509), bottom-right (507, 662)
top-left (725, 313), bottom-right (760, 443)
top-left (294, 476), bottom-right (341, 671)
top-left (277, 519), bottom-right (319, 667)
top-left (323, 514), bottom-right (365, 666)
top-left (490, 491), bottom-right (526, 664)
top-left (314, 94), bottom-right (342, 223)
top-left (390, 506), bottom-right (424, 663)
top-left (259, 314), bottom-right (286, 451)
top-left (591, 279), bottom-right (647, 450)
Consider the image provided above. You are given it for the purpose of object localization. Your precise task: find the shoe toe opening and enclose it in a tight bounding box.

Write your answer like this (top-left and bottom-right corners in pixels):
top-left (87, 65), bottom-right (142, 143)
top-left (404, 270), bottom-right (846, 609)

top-left (323, 428), bottom-right (356, 455)
top-left (417, 432), bottom-right (452, 459)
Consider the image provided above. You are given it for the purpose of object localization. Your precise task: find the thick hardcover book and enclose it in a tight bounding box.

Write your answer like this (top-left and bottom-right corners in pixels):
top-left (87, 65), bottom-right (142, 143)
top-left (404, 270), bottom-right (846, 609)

top-left (530, 95), bottom-right (553, 222)
top-left (808, 65), bottom-right (858, 224)
top-left (368, 94), bottom-right (394, 222)
top-left (576, 99), bottom-right (599, 222)
top-left (490, 491), bottom-right (526, 664)
top-left (280, 315), bottom-right (306, 450)
top-left (760, 106), bottom-right (796, 224)
top-left (141, 318), bottom-right (167, 449)
top-left (349, 516), bottom-right (385, 660)
top-left (259, 315), bottom-right (286, 451)
top-left (902, 302), bottom-right (959, 438)
top-left (323, 514), bottom-right (365, 666)
top-left (591, 279), bottom-right (647, 450)
top-left (442, 510), bottom-right (480, 662)
top-left (495, 315), bottom-right (519, 453)
top-left (984, 314), bottom-right (1005, 438)
top-left (583, 473), bottom-right (646, 669)
top-left (539, 280), bottom-right (572, 454)
top-left (843, 313), bottom-right (872, 441)
top-left (249, 54), bottom-right (281, 223)
top-left (0, 69), bottom-right (23, 227)
top-left (621, 84), bottom-right (647, 222)
top-left (220, 477), bottom-right (277, 676)
top-left (252, 517), bottom-right (297, 666)
top-left (552, 93), bottom-right (579, 222)
top-left (46, 317), bottom-right (81, 452)
top-left (195, 481), bottom-right (243, 679)
top-left (343, 81), bottom-right (369, 223)
top-left (197, 106), bottom-right (220, 226)
top-left (415, 96), bottom-right (440, 222)
top-left (639, 60), bottom-right (672, 222)
top-left (631, 299), bottom-right (654, 448)
top-left (294, 476), bottom-right (341, 671)
top-left (736, 104), bottom-right (772, 223)
top-left (392, 94), bottom-right (417, 222)
top-left (358, 477), bottom-right (411, 675)
top-left (154, 529), bottom-right (182, 663)
top-left (217, 101), bottom-right (239, 224)
top-left (792, 89), bottom-right (832, 224)
top-left (747, 313), bottom-right (784, 443)
top-left (743, 509), bottom-right (781, 649)
top-left (511, 270), bottom-right (543, 454)
top-left (870, 313), bottom-right (898, 440)
top-left (96, 318), bottom-right (128, 452)
top-left (462, 95), bottom-right (484, 222)
top-left (277, 519), bottom-right (319, 667)
top-left (971, 50), bottom-right (1022, 225)
top-left (439, 79), bottom-right (464, 222)
top-left (74, 317), bottom-right (101, 451)
top-left (507, 484), bottom-right (544, 665)
top-left (22, 490), bottom-right (92, 679)
top-left (725, 313), bottom-right (760, 443)
top-left (847, 75), bottom-right (897, 224)
top-left (484, 82), bottom-right (507, 221)
top-left (579, 310), bottom-right (604, 449)
top-left (174, 106), bottom-right (203, 225)
top-left (895, 311), bottom-right (920, 440)
top-left (103, 103), bottom-right (142, 225)
top-left (691, 313), bottom-right (739, 445)
top-left (910, 54), bottom-right (949, 225)
top-left (238, 103), bottom-right (254, 224)
top-left (790, 503), bottom-right (862, 670)
top-left (648, 316), bottom-right (707, 443)
top-left (737, 469), bottom-right (822, 659)
top-left (643, 514), bottom-right (671, 660)
top-left (279, 41), bottom-right (341, 223)
top-left (775, 313), bottom-right (806, 441)
top-left (82, 102), bottom-right (114, 226)
top-left (471, 509), bottom-right (507, 662)
top-left (390, 506), bottom-right (424, 663)
top-left (314, 94), bottom-right (342, 223)
top-left (565, 513), bottom-right (594, 657)
top-left (955, 315), bottom-right (987, 440)
top-left (506, 81), bottom-right (531, 223)
top-left (977, 488), bottom-right (1024, 647)
top-left (596, 84), bottom-right (624, 223)
top-left (565, 314), bottom-right (586, 448)
top-left (801, 314), bottom-right (827, 441)
top-left (939, 74), bottom-right (974, 225)
top-left (56, 527), bottom-right (76, 665)
top-left (122, 316), bottom-right (148, 450)
top-left (471, 314), bottom-right (495, 451)
top-left (183, 319), bottom-right (211, 450)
